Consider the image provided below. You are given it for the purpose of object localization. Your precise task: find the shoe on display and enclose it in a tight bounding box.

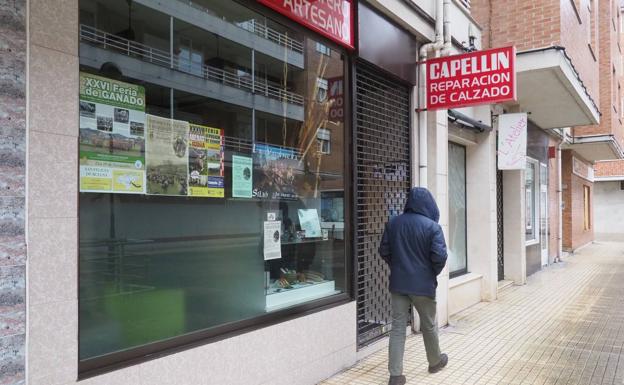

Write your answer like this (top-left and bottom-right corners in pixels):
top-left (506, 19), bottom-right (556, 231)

top-left (388, 375), bottom-right (406, 385)
top-left (428, 353), bottom-right (448, 374)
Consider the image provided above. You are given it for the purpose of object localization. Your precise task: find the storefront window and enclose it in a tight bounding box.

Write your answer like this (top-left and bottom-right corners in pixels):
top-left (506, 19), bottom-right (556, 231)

top-left (525, 159), bottom-right (538, 242)
top-left (78, 0), bottom-right (347, 365)
top-left (448, 142), bottom-right (467, 276)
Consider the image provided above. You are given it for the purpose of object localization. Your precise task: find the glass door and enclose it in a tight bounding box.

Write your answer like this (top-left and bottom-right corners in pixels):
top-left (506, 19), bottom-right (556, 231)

top-left (448, 142), bottom-right (467, 277)
top-left (540, 163), bottom-right (548, 266)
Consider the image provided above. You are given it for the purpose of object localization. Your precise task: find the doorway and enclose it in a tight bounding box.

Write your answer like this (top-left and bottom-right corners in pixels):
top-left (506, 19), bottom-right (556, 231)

top-left (354, 61), bottom-right (411, 348)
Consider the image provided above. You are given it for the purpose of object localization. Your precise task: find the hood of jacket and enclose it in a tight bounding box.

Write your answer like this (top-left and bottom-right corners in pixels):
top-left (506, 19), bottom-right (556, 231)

top-left (404, 187), bottom-right (440, 223)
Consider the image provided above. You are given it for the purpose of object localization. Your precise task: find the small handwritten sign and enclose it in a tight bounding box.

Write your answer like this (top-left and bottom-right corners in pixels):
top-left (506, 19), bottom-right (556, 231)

top-left (498, 113), bottom-right (527, 170)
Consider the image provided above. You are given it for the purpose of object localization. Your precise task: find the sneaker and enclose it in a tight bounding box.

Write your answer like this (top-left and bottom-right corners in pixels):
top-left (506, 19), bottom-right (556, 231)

top-left (428, 353), bottom-right (448, 374)
top-left (388, 375), bottom-right (406, 385)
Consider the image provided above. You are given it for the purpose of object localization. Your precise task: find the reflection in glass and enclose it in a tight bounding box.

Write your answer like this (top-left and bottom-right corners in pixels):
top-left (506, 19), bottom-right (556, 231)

top-left (448, 142), bottom-right (467, 276)
top-left (525, 160), bottom-right (537, 241)
top-left (78, 0), bottom-right (346, 361)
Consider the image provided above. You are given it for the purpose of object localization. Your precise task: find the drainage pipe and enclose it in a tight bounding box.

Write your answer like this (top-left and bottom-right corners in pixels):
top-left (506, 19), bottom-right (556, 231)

top-left (418, 0), bottom-right (447, 188)
top-left (557, 139), bottom-right (563, 262)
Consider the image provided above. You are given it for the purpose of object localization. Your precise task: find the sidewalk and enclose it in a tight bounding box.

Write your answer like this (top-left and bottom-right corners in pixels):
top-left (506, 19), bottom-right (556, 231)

top-left (320, 242), bottom-right (624, 385)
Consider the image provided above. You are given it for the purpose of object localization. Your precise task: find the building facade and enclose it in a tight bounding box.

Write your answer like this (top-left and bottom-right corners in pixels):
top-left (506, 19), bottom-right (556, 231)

top-left (6, 0), bottom-right (623, 384)
top-left (0, 0), bottom-right (496, 384)
top-left (594, 159), bottom-right (624, 241)
top-left (592, 3), bottom-right (624, 246)
top-left (470, 0), bottom-right (620, 280)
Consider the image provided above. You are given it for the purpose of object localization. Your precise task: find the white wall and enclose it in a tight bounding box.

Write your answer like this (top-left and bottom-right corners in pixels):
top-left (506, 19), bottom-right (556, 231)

top-left (367, 0), bottom-right (483, 50)
top-left (594, 181), bottom-right (624, 241)
top-left (71, 303), bottom-right (357, 385)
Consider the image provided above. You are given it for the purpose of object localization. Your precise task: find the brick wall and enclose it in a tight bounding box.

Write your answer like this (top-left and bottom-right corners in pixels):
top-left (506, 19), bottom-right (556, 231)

top-left (471, 0), bottom-right (600, 106)
top-left (471, 0), bottom-right (560, 50)
top-left (470, 0), bottom-right (492, 48)
top-left (561, 0), bottom-right (600, 107)
top-left (574, 0), bottom-right (624, 148)
top-left (562, 150), bottom-right (594, 251)
top-left (595, 159), bottom-right (624, 177)
top-left (0, 0), bottom-right (26, 383)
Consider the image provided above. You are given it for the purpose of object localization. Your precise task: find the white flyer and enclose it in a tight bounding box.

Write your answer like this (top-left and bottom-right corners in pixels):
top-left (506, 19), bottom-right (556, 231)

top-left (298, 209), bottom-right (322, 238)
top-left (263, 221), bottom-right (282, 261)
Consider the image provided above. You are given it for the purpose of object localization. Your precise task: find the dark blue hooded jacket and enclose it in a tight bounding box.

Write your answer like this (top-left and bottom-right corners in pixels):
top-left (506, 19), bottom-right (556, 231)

top-left (379, 187), bottom-right (448, 298)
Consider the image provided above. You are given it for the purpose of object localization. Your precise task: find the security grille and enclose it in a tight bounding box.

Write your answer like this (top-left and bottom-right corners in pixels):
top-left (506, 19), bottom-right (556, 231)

top-left (355, 61), bottom-right (411, 348)
top-left (497, 170), bottom-right (505, 281)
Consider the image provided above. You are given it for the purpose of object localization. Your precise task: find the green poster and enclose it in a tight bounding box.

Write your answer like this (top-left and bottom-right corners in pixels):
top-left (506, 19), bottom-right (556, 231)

top-left (79, 72), bottom-right (146, 194)
top-left (232, 155), bottom-right (253, 198)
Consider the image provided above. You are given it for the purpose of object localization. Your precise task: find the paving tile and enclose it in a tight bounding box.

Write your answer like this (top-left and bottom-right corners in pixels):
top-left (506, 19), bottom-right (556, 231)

top-left (320, 242), bottom-right (624, 385)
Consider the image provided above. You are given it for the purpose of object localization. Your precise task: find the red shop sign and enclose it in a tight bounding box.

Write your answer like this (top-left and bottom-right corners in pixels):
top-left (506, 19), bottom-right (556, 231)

top-left (328, 76), bottom-right (344, 121)
top-left (257, 0), bottom-right (354, 50)
top-left (426, 46), bottom-right (516, 110)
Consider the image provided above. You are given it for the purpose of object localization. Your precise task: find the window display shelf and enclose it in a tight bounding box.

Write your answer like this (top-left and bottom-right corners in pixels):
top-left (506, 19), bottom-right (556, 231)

top-left (265, 280), bottom-right (337, 311)
top-left (281, 238), bottom-right (328, 245)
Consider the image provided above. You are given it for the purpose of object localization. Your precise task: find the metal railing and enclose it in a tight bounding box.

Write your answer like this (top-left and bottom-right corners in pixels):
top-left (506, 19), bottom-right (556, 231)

top-left (457, 0), bottom-right (471, 9)
top-left (239, 19), bottom-right (304, 54)
top-left (179, 0), bottom-right (304, 54)
top-left (79, 24), bottom-right (304, 106)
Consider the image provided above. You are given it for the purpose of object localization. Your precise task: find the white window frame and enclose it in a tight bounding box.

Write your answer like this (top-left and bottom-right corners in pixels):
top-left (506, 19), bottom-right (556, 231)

top-left (315, 42), bottom-right (331, 56)
top-left (317, 128), bottom-right (331, 154)
top-left (316, 77), bottom-right (329, 103)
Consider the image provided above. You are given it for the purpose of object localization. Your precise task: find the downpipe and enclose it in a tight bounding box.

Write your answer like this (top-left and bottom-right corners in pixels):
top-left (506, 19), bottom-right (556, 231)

top-left (557, 140), bottom-right (563, 262)
top-left (414, 0), bottom-right (451, 333)
top-left (418, 0), bottom-right (451, 188)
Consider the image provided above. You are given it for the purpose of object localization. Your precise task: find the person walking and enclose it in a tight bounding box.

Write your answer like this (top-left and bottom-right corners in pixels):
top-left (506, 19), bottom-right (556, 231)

top-left (379, 187), bottom-right (449, 385)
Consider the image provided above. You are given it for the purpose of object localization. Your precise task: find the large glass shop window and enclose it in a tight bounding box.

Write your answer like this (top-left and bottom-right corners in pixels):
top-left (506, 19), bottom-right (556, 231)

top-left (525, 159), bottom-right (537, 242)
top-left (448, 142), bottom-right (467, 277)
top-left (78, 0), bottom-right (347, 361)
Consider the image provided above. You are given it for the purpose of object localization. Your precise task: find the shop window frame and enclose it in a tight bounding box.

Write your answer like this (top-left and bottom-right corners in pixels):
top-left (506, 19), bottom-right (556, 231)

top-left (525, 157), bottom-right (540, 246)
top-left (77, 0), bottom-right (356, 378)
top-left (448, 141), bottom-right (468, 279)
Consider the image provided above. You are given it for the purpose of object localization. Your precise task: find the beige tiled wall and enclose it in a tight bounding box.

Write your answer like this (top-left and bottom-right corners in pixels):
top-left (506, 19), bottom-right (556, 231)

top-left (27, 0), bottom-right (80, 383)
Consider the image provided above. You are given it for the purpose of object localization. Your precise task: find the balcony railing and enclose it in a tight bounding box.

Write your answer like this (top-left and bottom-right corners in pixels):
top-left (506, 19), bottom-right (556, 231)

top-left (238, 19), bottom-right (304, 54)
top-left (181, 0), bottom-right (304, 54)
top-left (79, 24), bottom-right (305, 107)
top-left (457, 0), bottom-right (471, 9)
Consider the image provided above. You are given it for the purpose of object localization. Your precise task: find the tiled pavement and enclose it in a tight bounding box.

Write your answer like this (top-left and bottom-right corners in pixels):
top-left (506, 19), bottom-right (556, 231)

top-left (321, 242), bottom-right (624, 385)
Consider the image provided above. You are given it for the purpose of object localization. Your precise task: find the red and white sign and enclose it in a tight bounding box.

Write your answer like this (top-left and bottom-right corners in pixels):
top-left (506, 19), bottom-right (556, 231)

top-left (328, 77), bottom-right (344, 121)
top-left (257, 0), bottom-right (354, 50)
top-left (426, 46), bottom-right (516, 110)
top-left (497, 113), bottom-right (527, 170)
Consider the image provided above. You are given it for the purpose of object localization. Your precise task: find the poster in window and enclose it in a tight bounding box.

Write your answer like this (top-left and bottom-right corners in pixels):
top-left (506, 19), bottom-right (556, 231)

top-left (188, 124), bottom-right (224, 198)
top-left (263, 221), bottom-right (282, 260)
top-left (79, 72), bottom-right (146, 193)
top-left (298, 209), bottom-right (322, 238)
top-left (232, 155), bottom-right (253, 198)
top-left (146, 115), bottom-right (189, 196)
top-left (253, 143), bottom-right (302, 200)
